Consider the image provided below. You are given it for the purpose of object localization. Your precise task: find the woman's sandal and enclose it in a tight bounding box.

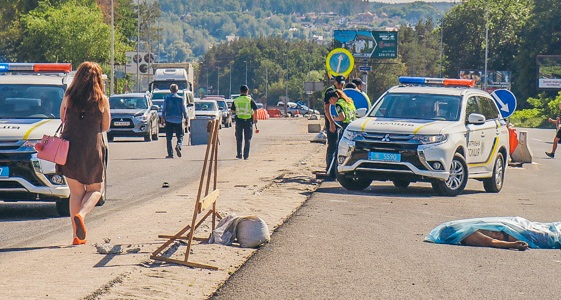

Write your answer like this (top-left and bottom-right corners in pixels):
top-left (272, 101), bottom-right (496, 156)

top-left (73, 214), bottom-right (86, 240)
top-left (72, 237), bottom-right (87, 245)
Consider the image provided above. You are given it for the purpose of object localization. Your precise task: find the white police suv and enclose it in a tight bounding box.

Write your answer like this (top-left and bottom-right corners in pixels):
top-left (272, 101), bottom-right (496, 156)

top-left (336, 76), bottom-right (510, 196)
top-left (0, 63), bottom-right (106, 215)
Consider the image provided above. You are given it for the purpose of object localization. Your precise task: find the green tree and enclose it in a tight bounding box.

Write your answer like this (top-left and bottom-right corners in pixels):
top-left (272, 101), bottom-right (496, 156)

top-left (18, 1), bottom-right (111, 66)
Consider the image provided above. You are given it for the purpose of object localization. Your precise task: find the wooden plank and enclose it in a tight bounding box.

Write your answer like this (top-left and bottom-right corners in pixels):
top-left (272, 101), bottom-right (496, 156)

top-left (150, 255), bottom-right (218, 270)
top-left (199, 189), bottom-right (220, 213)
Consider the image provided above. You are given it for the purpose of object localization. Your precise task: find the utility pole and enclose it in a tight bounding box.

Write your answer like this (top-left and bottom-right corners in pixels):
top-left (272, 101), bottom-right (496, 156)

top-left (110, 0), bottom-right (114, 95)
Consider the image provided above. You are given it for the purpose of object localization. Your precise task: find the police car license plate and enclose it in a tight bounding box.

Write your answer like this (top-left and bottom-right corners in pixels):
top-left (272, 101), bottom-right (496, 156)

top-left (114, 121), bottom-right (130, 126)
top-left (368, 152), bottom-right (401, 162)
top-left (0, 166), bottom-right (8, 177)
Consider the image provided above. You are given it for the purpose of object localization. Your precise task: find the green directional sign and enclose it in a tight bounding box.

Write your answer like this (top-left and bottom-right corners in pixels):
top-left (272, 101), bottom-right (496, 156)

top-left (334, 30), bottom-right (398, 59)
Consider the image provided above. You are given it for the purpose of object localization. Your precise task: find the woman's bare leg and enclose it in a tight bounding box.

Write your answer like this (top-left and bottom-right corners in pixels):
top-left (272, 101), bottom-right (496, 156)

top-left (66, 178), bottom-right (102, 240)
top-left (67, 178), bottom-right (86, 239)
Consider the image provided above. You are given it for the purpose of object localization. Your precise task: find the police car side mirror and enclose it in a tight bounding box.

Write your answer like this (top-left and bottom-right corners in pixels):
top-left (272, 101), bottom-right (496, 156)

top-left (356, 108), bottom-right (368, 118)
top-left (467, 113), bottom-right (486, 125)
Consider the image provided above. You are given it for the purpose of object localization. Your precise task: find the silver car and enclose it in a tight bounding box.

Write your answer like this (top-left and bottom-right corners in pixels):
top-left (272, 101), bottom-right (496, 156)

top-left (107, 93), bottom-right (159, 142)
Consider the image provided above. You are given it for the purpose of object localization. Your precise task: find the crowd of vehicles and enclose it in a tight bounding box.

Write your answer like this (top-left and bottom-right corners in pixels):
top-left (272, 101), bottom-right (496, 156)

top-left (0, 61), bottom-right (513, 215)
top-left (336, 76), bottom-right (510, 196)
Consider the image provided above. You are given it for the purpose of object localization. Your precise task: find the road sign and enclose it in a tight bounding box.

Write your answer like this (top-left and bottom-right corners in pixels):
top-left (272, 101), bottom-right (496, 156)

top-left (491, 89), bottom-right (517, 118)
top-left (359, 66), bottom-right (371, 72)
top-left (325, 48), bottom-right (354, 78)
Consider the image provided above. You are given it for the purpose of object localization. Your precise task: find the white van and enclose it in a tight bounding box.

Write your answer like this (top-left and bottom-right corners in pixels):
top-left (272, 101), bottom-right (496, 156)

top-left (0, 63), bottom-right (107, 215)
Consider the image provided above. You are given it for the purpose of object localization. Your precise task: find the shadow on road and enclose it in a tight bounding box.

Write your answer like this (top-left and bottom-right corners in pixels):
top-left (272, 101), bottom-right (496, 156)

top-left (0, 202), bottom-right (60, 220)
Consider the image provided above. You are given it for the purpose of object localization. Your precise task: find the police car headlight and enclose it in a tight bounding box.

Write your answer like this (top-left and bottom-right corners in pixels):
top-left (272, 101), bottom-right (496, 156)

top-left (412, 134), bottom-right (447, 144)
top-left (22, 139), bottom-right (41, 151)
top-left (342, 130), bottom-right (363, 141)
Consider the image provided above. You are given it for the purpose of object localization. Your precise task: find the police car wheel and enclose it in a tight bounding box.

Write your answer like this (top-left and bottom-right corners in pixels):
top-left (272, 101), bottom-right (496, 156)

top-left (56, 199), bottom-right (70, 216)
top-left (433, 153), bottom-right (468, 196)
top-left (483, 152), bottom-right (505, 193)
top-left (336, 173), bottom-right (372, 191)
top-left (392, 180), bottom-right (410, 188)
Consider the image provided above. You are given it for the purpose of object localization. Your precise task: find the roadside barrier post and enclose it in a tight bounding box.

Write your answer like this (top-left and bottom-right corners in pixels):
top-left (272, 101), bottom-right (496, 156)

top-left (151, 120), bottom-right (222, 270)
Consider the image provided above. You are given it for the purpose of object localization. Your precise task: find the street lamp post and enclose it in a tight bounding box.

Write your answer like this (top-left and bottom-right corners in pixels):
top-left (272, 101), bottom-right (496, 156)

top-left (439, 17), bottom-right (444, 78)
top-left (110, 0), bottom-right (114, 95)
top-left (243, 60), bottom-right (248, 85)
top-left (229, 63), bottom-right (232, 98)
top-left (483, 8), bottom-right (489, 90)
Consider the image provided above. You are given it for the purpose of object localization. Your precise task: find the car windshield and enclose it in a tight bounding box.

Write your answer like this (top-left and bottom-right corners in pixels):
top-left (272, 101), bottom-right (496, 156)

top-left (195, 102), bottom-right (217, 111)
top-left (153, 82), bottom-right (188, 90)
top-left (0, 84), bottom-right (64, 119)
top-left (109, 97), bottom-right (148, 109)
top-left (216, 101), bottom-right (227, 110)
top-left (151, 92), bottom-right (184, 100)
top-left (368, 93), bottom-right (461, 121)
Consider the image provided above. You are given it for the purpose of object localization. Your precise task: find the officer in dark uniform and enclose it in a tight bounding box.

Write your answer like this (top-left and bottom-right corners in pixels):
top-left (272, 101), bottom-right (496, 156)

top-left (231, 85), bottom-right (258, 160)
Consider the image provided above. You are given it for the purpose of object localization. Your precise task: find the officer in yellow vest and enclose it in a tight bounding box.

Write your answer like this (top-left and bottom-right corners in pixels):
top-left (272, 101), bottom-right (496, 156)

top-left (231, 85), bottom-right (258, 160)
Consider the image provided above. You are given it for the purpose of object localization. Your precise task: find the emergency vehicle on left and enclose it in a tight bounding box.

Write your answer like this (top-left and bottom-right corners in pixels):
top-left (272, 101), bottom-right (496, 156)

top-left (0, 63), bottom-right (107, 216)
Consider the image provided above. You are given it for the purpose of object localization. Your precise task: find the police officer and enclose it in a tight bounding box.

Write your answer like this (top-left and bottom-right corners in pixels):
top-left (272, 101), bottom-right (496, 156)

top-left (231, 85), bottom-right (258, 160)
top-left (323, 75), bottom-right (346, 178)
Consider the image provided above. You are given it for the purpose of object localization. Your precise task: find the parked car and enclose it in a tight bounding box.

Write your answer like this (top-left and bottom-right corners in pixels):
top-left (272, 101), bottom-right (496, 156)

top-left (107, 93), bottom-right (159, 142)
top-left (336, 76), bottom-right (510, 196)
top-left (150, 89), bottom-right (195, 133)
top-left (277, 101), bottom-right (319, 116)
top-left (215, 99), bottom-right (233, 128)
top-left (194, 99), bottom-right (222, 128)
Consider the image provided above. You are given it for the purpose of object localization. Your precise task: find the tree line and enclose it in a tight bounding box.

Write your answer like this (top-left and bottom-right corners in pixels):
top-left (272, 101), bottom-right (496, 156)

top-left (1, 0), bottom-right (560, 127)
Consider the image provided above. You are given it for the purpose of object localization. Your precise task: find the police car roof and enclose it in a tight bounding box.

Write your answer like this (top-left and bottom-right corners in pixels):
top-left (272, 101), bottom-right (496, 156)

top-left (387, 85), bottom-right (485, 96)
top-left (0, 73), bottom-right (68, 85)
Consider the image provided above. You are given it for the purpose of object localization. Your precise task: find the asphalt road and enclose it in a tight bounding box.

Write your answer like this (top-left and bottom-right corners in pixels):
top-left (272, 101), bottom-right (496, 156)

top-left (0, 120), bottom-right (293, 249)
top-left (212, 127), bottom-right (561, 299)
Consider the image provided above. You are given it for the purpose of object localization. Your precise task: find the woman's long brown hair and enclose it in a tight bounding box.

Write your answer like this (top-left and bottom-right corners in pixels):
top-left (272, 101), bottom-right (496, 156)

top-left (65, 61), bottom-right (106, 112)
top-left (335, 89), bottom-right (354, 104)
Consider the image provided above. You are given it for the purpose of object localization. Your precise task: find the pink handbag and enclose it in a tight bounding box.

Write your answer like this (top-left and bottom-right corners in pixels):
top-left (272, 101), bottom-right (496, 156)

top-left (35, 111), bottom-right (69, 165)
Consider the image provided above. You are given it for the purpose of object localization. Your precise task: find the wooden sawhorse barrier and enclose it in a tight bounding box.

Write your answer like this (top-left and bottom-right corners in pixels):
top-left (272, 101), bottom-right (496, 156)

top-left (150, 120), bottom-right (222, 270)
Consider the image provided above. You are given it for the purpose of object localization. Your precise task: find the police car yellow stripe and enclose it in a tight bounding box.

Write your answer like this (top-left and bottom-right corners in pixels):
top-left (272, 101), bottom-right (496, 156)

top-left (468, 137), bottom-right (500, 167)
top-left (360, 118), bottom-right (372, 131)
top-left (23, 120), bottom-right (52, 139)
top-left (413, 121), bottom-right (437, 134)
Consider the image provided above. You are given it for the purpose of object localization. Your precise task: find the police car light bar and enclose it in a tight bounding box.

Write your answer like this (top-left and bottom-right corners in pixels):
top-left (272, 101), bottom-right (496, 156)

top-left (398, 76), bottom-right (475, 87)
top-left (0, 63), bottom-right (72, 73)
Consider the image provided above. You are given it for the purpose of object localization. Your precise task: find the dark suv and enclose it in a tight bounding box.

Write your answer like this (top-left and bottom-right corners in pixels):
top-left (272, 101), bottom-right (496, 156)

top-left (107, 93), bottom-right (159, 142)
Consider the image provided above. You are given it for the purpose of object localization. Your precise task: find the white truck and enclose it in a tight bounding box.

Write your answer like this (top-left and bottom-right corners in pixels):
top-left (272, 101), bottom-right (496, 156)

top-left (0, 63), bottom-right (107, 215)
top-left (148, 64), bottom-right (196, 135)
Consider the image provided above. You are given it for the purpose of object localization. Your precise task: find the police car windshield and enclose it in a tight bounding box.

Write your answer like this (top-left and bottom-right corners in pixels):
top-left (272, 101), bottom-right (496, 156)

top-left (0, 84), bottom-right (64, 119)
top-left (369, 93), bottom-right (461, 121)
top-left (109, 97), bottom-right (148, 109)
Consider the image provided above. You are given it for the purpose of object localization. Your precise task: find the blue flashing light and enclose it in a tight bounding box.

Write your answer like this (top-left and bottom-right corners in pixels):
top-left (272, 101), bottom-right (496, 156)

top-left (398, 76), bottom-right (474, 87)
top-left (0, 63), bottom-right (71, 73)
top-left (398, 76), bottom-right (428, 85)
